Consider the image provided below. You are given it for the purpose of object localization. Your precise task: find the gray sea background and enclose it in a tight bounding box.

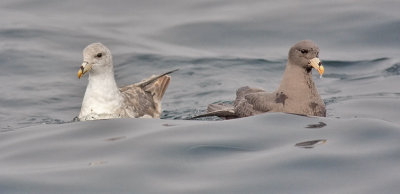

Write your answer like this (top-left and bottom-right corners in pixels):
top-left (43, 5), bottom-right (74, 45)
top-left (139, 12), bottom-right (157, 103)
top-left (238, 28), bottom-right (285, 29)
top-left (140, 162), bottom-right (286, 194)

top-left (1, 0), bottom-right (400, 193)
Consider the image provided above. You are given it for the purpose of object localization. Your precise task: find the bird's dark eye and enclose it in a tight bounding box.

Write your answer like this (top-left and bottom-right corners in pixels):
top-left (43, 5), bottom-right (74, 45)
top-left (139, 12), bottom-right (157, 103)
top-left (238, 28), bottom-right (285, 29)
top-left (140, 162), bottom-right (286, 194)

top-left (300, 49), bottom-right (308, 54)
top-left (96, 53), bottom-right (102, 58)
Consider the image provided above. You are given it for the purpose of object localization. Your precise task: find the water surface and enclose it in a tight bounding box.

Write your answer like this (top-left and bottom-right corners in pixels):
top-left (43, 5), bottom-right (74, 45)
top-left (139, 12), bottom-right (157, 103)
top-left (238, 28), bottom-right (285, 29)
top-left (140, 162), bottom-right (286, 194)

top-left (1, 0), bottom-right (400, 193)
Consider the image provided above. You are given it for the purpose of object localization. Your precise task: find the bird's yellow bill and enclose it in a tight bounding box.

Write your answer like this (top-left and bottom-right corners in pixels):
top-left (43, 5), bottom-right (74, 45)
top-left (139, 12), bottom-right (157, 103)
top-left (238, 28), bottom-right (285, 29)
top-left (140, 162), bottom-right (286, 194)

top-left (309, 58), bottom-right (324, 77)
top-left (77, 62), bottom-right (92, 79)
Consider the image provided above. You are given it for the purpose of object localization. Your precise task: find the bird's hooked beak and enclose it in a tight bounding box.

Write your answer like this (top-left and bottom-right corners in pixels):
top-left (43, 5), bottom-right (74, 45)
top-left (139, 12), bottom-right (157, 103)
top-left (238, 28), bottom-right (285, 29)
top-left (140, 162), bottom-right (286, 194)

top-left (309, 58), bottom-right (325, 77)
top-left (77, 61), bottom-right (93, 79)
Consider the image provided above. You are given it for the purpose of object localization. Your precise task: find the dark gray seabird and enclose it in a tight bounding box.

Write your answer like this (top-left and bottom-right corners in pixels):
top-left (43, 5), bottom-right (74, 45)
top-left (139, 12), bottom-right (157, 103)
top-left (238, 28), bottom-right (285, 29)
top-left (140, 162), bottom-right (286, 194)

top-left (77, 43), bottom-right (177, 121)
top-left (197, 40), bottom-right (326, 119)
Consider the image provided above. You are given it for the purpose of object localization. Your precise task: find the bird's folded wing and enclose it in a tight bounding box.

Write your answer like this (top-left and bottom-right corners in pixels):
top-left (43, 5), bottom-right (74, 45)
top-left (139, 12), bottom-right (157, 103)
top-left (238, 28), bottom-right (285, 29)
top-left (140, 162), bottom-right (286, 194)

top-left (244, 92), bottom-right (274, 112)
top-left (234, 86), bottom-right (266, 106)
top-left (119, 86), bottom-right (157, 117)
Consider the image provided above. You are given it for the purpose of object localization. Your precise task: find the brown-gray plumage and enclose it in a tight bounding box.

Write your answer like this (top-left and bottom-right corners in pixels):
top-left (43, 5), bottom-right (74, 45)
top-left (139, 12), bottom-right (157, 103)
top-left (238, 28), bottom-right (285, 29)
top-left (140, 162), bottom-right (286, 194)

top-left (77, 43), bottom-right (177, 121)
top-left (196, 40), bottom-right (326, 119)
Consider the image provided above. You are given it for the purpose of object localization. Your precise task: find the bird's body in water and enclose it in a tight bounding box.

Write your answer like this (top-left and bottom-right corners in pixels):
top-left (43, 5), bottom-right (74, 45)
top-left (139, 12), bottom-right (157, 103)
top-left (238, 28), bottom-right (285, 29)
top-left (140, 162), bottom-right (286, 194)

top-left (77, 43), bottom-right (177, 121)
top-left (195, 40), bottom-right (326, 119)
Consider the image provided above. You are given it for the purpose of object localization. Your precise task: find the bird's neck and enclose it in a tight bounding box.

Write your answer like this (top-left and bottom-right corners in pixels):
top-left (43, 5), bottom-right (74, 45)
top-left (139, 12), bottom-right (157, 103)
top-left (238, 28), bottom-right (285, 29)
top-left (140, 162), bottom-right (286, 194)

top-left (277, 63), bottom-right (320, 101)
top-left (88, 67), bottom-right (120, 93)
top-left (80, 68), bottom-right (123, 117)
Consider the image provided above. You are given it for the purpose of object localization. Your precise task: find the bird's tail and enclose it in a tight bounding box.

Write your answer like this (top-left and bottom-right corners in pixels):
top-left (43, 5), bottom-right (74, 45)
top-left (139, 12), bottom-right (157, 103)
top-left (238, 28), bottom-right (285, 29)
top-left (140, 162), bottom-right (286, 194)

top-left (139, 69), bottom-right (178, 103)
top-left (193, 103), bottom-right (238, 119)
top-left (137, 69), bottom-right (178, 88)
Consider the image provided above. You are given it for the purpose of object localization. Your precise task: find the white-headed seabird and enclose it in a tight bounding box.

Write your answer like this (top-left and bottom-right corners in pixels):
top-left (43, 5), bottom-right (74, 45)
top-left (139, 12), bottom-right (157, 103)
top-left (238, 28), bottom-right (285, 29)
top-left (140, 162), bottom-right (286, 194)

top-left (77, 43), bottom-right (177, 121)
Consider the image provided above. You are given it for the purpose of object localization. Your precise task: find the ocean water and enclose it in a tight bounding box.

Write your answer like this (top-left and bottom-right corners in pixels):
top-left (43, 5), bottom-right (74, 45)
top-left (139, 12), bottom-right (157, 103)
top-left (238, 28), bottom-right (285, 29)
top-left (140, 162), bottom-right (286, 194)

top-left (1, 0), bottom-right (400, 193)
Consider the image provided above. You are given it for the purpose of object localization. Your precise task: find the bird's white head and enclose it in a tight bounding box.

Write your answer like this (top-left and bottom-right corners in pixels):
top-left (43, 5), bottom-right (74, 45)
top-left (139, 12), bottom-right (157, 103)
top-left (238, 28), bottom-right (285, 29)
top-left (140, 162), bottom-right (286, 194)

top-left (78, 43), bottom-right (113, 79)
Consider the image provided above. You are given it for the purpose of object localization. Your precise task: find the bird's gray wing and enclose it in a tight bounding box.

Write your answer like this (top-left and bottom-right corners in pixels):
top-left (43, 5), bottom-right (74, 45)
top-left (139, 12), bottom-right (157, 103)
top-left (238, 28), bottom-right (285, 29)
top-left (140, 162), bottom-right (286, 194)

top-left (234, 86), bottom-right (266, 106)
top-left (119, 85), bottom-right (158, 118)
top-left (234, 91), bottom-right (275, 118)
top-left (119, 69), bottom-right (178, 118)
top-left (197, 86), bottom-right (269, 119)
